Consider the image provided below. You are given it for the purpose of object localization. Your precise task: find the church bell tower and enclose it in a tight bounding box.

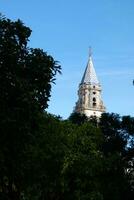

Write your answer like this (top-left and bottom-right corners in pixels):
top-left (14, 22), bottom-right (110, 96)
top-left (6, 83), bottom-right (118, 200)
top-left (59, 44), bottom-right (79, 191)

top-left (74, 50), bottom-right (106, 118)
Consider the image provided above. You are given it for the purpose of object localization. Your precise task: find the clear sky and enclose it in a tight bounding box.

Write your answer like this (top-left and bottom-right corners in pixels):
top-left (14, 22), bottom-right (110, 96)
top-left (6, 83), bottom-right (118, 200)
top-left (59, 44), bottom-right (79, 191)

top-left (1, 0), bottom-right (134, 118)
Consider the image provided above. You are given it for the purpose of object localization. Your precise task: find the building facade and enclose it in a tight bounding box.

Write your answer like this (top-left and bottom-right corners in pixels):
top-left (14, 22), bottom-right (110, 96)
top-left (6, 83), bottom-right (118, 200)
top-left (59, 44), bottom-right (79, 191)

top-left (74, 52), bottom-right (106, 118)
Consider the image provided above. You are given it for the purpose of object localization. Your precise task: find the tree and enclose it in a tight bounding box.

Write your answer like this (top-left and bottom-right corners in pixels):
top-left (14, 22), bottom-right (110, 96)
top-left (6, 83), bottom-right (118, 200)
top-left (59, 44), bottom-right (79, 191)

top-left (61, 122), bottom-right (103, 200)
top-left (68, 112), bottom-right (88, 125)
top-left (99, 113), bottom-right (134, 200)
top-left (0, 15), bottom-right (61, 200)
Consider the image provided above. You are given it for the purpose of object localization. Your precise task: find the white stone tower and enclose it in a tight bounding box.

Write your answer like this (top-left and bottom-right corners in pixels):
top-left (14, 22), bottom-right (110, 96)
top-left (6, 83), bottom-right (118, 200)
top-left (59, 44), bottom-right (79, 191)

top-left (74, 50), bottom-right (106, 118)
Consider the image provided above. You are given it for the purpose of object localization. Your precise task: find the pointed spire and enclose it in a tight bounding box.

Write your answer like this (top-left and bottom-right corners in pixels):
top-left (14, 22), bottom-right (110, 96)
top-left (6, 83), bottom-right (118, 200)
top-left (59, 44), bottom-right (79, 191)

top-left (81, 49), bottom-right (100, 85)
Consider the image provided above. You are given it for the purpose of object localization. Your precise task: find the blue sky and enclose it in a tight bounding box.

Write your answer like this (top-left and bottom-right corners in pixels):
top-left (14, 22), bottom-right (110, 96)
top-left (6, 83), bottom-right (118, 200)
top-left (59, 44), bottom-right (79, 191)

top-left (1, 0), bottom-right (134, 118)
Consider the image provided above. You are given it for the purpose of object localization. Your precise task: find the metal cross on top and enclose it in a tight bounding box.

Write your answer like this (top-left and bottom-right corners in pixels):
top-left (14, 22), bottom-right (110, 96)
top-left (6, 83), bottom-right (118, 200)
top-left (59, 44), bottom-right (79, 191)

top-left (89, 46), bottom-right (92, 57)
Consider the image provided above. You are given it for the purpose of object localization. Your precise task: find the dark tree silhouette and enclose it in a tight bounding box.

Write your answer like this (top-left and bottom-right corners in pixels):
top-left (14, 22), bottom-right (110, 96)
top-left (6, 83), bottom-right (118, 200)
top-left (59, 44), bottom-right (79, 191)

top-left (0, 15), bottom-right (61, 200)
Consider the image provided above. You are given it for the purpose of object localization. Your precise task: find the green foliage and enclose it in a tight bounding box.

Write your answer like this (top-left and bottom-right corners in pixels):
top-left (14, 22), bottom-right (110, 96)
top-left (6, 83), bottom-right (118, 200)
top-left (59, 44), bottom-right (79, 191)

top-left (100, 113), bottom-right (127, 153)
top-left (0, 15), bottom-right (61, 200)
top-left (61, 123), bottom-right (103, 200)
top-left (68, 112), bottom-right (88, 125)
top-left (0, 15), bottom-right (61, 111)
top-left (99, 113), bottom-right (134, 200)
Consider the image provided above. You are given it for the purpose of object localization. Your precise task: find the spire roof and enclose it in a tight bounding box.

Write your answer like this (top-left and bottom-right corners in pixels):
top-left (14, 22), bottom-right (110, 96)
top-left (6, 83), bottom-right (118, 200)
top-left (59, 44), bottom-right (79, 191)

top-left (81, 53), bottom-right (100, 85)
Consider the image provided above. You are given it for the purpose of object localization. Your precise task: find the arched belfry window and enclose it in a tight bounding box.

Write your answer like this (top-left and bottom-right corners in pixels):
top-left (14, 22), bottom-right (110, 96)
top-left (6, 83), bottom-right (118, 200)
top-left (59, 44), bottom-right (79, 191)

top-left (93, 97), bottom-right (96, 102)
top-left (93, 102), bottom-right (96, 107)
top-left (93, 97), bottom-right (96, 107)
